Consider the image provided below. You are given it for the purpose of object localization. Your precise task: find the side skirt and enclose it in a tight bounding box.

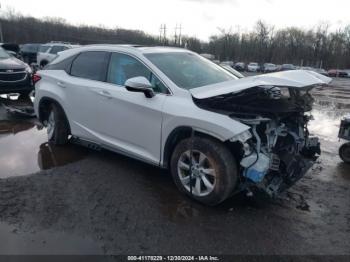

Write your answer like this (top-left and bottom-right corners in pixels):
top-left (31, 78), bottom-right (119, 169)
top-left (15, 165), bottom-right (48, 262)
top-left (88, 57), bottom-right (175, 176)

top-left (70, 136), bottom-right (162, 168)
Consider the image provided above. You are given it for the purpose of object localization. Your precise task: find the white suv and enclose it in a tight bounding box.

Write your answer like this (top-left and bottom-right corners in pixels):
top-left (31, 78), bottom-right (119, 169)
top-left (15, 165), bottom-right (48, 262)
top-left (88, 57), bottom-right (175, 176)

top-left (247, 62), bottom-right (260, 72)
top-left (37, 42), bottom-right (78, 68)
top-left (34, 45), bottom-right (331, 205)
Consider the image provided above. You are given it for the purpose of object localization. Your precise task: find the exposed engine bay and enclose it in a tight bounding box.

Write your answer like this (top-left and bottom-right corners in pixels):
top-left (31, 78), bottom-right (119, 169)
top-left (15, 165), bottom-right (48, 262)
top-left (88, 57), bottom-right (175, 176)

top-left (194, 85), bottom-right (321, 196)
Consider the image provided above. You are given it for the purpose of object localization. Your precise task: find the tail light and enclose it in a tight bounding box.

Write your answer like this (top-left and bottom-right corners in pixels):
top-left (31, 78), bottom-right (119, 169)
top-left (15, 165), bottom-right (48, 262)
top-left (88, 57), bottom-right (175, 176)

top-left (32, 74), bottom-right (41, 84)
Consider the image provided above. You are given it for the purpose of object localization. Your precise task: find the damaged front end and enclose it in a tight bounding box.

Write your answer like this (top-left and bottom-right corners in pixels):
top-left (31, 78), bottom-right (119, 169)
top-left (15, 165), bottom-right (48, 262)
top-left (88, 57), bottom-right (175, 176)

top-left (194, 84), bottom-right (322, 197)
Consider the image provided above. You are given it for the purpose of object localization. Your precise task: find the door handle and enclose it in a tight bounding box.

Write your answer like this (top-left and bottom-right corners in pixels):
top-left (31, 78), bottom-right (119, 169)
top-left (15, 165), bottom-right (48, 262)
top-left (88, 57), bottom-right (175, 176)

top-left (57, 81), bottom-right (66, 88)
top-left (98, 90), bottom-right (112, 98)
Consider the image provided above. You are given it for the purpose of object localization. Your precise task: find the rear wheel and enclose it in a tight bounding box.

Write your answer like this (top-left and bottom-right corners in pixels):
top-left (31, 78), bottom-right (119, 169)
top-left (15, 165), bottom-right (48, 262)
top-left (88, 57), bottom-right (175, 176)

top-left (339, 142), bottom-right (350, 164)
top-left (170, 137), bottom-right (238, 206)
top-left (45, 103), bottom-right (70, 145)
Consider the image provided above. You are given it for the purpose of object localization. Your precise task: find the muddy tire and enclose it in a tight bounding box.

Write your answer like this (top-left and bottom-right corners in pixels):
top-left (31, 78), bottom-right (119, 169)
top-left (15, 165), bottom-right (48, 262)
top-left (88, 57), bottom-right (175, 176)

top-left (46, 103), bottom-right (70, 145)
top-left (339, 142), bottom-right (350, 164)
top-left (170, 137), bottom-right (238, 206)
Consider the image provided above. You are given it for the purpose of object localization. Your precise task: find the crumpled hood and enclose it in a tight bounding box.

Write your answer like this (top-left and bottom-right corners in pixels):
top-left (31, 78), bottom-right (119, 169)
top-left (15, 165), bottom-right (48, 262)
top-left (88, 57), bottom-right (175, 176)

top-left (190, 70), bottom-right (332, 99)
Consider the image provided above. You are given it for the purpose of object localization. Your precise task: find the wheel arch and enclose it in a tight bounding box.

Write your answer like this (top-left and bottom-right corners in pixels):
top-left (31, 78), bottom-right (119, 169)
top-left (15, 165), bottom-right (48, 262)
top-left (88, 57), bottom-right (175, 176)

top-left (162, 126), bottom-right (244, 168)
top-left (38, 96), bottom-right (71, 133)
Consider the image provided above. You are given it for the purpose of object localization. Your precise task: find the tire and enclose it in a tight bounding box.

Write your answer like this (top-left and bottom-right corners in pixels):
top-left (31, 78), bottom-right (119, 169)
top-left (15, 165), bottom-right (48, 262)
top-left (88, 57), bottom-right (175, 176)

top-left (46, 103), bottom-right (70, 145)
top-left (40, 60), bottom-right (48, 68)
top-left (170, 136), bottom-right (238, 206)
top-left (339, 142), bottom-right (350, 164)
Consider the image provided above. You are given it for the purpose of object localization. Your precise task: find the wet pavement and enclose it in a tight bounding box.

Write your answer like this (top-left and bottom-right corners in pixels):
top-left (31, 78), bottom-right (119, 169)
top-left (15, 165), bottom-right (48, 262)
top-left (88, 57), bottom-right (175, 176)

top-left (0, 79), bottom-right (349, 255)
top-left (0, 94), bottom-right (89, 178)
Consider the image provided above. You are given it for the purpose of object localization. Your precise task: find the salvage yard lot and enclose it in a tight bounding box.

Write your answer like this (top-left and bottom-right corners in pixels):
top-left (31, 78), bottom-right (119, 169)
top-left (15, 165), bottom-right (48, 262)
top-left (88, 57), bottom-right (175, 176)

top-left (0, 77), bottom-right (349, 255)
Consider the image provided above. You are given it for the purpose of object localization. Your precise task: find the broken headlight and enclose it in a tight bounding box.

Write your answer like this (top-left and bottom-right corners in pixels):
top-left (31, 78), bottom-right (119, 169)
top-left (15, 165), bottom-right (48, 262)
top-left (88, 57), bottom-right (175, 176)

top-left (230, 130), bottom-right (252, 143)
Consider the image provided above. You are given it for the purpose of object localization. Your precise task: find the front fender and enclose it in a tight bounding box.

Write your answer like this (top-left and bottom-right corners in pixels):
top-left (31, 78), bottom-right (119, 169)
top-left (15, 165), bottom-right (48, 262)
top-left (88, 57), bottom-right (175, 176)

top-left (160, 95), bottom-right (250, 164)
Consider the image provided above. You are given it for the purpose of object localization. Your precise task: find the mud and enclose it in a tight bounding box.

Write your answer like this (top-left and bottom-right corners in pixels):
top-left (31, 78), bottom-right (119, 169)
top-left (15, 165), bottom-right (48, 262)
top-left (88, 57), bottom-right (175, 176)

top-left (0, 79), bottom-right (349, 255)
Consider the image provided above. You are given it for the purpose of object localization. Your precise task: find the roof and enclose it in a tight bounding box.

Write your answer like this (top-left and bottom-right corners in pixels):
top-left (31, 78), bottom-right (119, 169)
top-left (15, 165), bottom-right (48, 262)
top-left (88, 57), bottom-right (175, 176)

top-left (51, 44), bottom-right (193, 64)
top-left (67, 44), bottom-right (189, 54)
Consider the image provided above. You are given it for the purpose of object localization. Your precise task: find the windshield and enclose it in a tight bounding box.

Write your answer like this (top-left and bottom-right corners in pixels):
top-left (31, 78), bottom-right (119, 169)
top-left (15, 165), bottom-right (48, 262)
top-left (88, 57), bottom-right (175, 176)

top-left (0, 48), bottom-right (10, 59)
top-left (39, 45), bottom-right (50, 53)
top-left (22, 44), bottom-right (40, 52)
top-left (145, 52), bottom-right (236, 89)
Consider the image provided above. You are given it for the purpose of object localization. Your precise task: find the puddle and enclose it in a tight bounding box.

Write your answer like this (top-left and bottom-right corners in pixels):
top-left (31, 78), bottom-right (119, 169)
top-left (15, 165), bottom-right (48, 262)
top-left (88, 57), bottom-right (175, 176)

top-left (308, 100), bottom-right (350, 143)
top-left (0, 120), bottom-right (88, 178)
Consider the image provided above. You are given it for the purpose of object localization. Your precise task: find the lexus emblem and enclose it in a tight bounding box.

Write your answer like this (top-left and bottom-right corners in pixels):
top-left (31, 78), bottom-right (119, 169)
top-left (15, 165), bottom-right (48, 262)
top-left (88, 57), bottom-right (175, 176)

top-left (6, 69), bottom-right (14, 73)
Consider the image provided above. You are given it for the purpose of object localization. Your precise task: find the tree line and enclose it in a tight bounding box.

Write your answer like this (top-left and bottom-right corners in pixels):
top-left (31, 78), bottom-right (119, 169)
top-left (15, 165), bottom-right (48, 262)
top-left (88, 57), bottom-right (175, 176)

top-left (1, 10), bottom-right (350, 69)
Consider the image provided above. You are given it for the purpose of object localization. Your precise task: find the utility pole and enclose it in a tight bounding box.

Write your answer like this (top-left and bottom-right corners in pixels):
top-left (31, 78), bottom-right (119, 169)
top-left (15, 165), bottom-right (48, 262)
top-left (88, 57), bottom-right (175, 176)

top-left (159, 24), bottom-right (166, 44)
top-left (178, 24), bottom-right (182, 46)
top-left (174, 24), bottom-right (183, 46)
top-left (174, 24), bottom-right (178, 46)
top-left (159, 24), bottom-right (164, 44)
top-left (160, 24), bottom-right (167, 45)
top-left (163, 24), bottom-right (167, 45)
top-left (160, 24), bottom-right (171, 45)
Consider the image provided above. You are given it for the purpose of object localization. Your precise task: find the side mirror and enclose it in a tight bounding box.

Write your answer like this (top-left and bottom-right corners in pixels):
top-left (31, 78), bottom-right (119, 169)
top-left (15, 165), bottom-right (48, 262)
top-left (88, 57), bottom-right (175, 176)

top-left (125, 76), bottom-right (155, 98)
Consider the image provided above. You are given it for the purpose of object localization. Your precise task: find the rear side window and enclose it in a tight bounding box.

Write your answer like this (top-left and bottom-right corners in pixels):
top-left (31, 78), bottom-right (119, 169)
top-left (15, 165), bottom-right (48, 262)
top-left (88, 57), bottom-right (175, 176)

top-left (45, 54), bottom-right (78, 72)
top-left (21, 44), bottom-right (40, 52)
top-left (70, 51), bottom-right (109, 81)
top-left (49, 46), bottom-right (68, 54)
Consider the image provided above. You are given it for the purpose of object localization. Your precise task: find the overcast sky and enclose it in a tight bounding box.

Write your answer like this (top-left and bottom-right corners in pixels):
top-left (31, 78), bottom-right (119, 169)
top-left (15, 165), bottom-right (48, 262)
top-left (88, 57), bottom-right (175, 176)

top-left (1, 0), bottom-right (349, 40)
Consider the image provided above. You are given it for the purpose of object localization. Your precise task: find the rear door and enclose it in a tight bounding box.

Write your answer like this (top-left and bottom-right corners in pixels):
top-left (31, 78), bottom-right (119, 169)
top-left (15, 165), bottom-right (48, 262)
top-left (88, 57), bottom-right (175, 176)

top-left (63, 51), bottom-right (111, 140)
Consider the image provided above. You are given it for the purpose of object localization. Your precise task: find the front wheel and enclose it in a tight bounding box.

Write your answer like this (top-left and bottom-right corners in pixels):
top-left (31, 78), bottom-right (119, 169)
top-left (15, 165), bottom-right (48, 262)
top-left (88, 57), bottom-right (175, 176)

top-left (339, 142), bottom-right (350, 164)
top-left (45, 103), bottom-right (70, 145)
top-left (170, 137), bottom-right (238, 206)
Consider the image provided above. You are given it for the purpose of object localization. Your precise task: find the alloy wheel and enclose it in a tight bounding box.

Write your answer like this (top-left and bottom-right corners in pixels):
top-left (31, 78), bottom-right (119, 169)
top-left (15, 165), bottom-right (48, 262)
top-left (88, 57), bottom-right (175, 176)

top-left (177, 150), bottom-right (216, 197)
top-left (47, 110), bottom-right (55, 140)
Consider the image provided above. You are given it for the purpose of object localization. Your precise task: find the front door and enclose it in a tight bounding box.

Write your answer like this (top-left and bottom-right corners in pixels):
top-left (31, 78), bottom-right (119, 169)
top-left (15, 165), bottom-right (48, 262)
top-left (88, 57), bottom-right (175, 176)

top-left (92, 52), bottom-right (169, 165)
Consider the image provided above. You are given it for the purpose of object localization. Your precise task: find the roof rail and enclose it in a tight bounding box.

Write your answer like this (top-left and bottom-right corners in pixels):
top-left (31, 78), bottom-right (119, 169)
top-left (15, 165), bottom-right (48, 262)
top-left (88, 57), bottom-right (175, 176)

top-left (48, 41), bottom-right (79, 45)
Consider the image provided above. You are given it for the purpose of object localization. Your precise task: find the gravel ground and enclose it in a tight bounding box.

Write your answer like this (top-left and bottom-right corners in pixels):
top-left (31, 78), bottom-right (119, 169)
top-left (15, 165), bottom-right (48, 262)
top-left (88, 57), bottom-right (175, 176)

top-left (0, 78), bottom-right (349, 256)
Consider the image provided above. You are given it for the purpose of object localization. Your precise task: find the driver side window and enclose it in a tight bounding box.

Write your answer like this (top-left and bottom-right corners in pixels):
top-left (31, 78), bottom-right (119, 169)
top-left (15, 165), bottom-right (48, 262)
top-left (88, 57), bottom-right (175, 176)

top-left (107, 52), bottom-right (168, 94)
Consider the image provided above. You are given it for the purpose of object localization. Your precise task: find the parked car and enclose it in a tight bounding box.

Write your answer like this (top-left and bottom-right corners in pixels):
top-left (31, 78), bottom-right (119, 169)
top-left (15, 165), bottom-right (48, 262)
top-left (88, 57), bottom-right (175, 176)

top-left (263, 63), bottom-right (277, 73)
top-left (0, 43), bottom-right (21, 59)
top-left (220, 64), bottom-right (244, 78)
top-left (338, 115), bottom-right (350, 163)
top-left (20, 43), bottom-right (41, 65)
top-left (312, 68), bottom-right (328, 76)
top-left (0, 47), bottom-right (33, 95)
top-left (281, 64), bottom-right (296, 71)
top-left (247, 62), bottom-right (260, 72)
top-left (234, 62), bottom-right (245, 71)
top-left (328, 69), bottom-right (348, 77)
top-left (300, 66), bottom-right (314, 70)
top-left (220, 61), bottom-right (234, 67)
top-left (344, 70), bottom-right (350, 78)
top-left (37, 42), bottom-right (78, 68)
top-left (34, 45), bottom-right (331, 205)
